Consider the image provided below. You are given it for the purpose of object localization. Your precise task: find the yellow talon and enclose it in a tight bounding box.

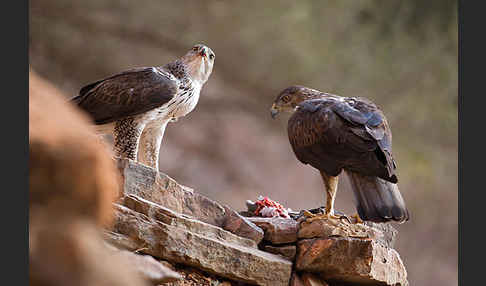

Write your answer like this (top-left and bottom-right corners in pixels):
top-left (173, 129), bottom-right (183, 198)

top-left (302, 210), bottom-right (315, 218)
top-left (351, 213), bottom-right (364, 224)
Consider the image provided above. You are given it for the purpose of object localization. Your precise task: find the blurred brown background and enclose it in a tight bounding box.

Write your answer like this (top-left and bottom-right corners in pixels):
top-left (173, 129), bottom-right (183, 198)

top-left (29, 1), bottom-right (457, 285)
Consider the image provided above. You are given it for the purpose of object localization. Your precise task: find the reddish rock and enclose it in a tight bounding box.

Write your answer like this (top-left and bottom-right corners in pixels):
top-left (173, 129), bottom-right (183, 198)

top-left (103, 230), bottom-right (141, 251)
top-left (262, 245), bottom-right (297, 261)
top-left (247, 217), bottom-right (299, 244)
top-left (301, 273), bottom-right (329, 286)
top-left (290, 272), bottom-right (305, 286)
top-left (112, 203), bottom-right (292, 286)
top-left (365, 221), bottom-right (398, 249)
top-left (113, 249), bottom-right (183, 284)
top-left (296, 237), bottom-right (408, 286)
top-left (120, 194), bottom-right (258, 248)
top-left (222, 206), bottom-right (264, 244)
top-left (116, 158), bottom-right (263, 244)
top-left (162, 265), bottom-right (235, 286)
top-left (30, 219), bottom-right (148, 286)
top-left (291, 272), bottom-right (328, 286)
top-left (29, 71), bottom-right (120, 228)
top-left (298, 218), bottom-right (396, 248)
top-left (29, 71), bottom-right (142, 286)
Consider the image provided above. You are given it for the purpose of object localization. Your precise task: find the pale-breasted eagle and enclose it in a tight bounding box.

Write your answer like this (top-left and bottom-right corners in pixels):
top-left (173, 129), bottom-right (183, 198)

top-left (71, 44), bottom-right (215, 170)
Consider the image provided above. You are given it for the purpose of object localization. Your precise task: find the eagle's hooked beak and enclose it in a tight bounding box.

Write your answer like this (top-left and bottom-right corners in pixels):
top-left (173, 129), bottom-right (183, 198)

top-left (270, 104), bottom-right (280, 119)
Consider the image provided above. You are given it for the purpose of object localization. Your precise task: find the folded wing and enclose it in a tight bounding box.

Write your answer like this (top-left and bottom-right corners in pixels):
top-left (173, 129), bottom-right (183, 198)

top-left (287, 96), bottom-right (397, 183)
top-left (71, 67), bottom-right (178, 124)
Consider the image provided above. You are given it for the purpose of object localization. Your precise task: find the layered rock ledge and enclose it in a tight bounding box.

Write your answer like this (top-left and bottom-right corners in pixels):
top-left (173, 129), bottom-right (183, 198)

top-left (105, 159), bottom-right (408, 286)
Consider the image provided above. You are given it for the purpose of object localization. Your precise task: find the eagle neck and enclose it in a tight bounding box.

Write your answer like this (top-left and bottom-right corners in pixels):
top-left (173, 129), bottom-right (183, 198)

top-left (163, 60), bottom-right (190, 82)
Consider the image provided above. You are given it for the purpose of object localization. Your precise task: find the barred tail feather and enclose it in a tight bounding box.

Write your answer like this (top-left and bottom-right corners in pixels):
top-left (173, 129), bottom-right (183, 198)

top-left (346, 171), bottom-right (409, 223)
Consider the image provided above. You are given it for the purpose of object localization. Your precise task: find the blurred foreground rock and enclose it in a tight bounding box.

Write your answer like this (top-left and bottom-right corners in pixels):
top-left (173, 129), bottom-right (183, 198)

top-left (29, 70), bottom-right (119, 227)
top-left (29, 71), bottom-right (178, 286)
top-left (30, 219), bottom-right (148, 286)
top-left (108, 247), bottom-right (182, 284)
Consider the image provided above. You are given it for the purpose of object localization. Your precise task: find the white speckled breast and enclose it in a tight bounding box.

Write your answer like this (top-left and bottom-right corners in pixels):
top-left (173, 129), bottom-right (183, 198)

top-left (154, 79), bottom-right (200, 120)
top-left (171, 82), bottom-right (201, 118)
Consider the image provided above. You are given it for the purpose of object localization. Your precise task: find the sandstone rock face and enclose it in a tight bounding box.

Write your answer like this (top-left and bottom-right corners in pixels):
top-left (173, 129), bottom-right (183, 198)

top-left (290, 273), bottom-right (306, 286)
top-left (29, 71), bottom-right (145, 286)
top-left (30, 219), bottom-right (148, 286)
top-left (222, 206), bottom-right (265, 244)
top-left (161, 265), bottom-right (236, 286)
top-left (243, 208), bottom-right (407, 285)
top-left (120, 194), bottom-right (258, 248)
top-left (116, 158), bottom-right (263, 244)
top-left (112, 249), bottom-right (182, 284)
top-left (29, 71), bottom-right (119, 227)
top-left (247, 217), bottom-right (299, 244)
top-left (296, 237), bottom-right (408, 286)
top-left (262, 245), bottom-right (297, 261)
top-left (291, 272), bottom-right (329, 286)
top-left (364, 221), bottom-right (399, 249)
top-left (112, 198), bottom-right (292, 286)
top-left (298, 219), bottom-right (397, 248)
top-left (104, 230), bottom-right (141, 251)
top-left (301, 273), bottom-right (330, 286)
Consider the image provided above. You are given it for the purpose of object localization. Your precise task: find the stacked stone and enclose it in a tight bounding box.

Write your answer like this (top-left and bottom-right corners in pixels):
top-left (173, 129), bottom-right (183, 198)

top-left (107, 159), bottom-right (408, 286)
top-left (247, 216), bottom-right (407, 286)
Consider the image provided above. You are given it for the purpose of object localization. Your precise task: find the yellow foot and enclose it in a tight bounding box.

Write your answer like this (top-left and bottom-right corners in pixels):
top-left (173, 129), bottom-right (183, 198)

top-left (351, 213), bottom-right (364, 224)
top-left (302, 210), bottom-right (315, 218)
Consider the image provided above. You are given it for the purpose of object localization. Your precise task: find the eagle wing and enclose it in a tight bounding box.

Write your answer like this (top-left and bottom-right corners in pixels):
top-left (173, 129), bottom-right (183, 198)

top-left (287, 96), bottom-right (398, 183)
top-left (71, 67), bottom-right (178, 124)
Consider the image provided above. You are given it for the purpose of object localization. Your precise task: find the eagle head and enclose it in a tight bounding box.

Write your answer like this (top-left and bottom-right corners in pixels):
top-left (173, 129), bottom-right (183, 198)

top-left (270, 85), bottom-right (321, 119)
top-left (181, 44), bottom-right (215, 85)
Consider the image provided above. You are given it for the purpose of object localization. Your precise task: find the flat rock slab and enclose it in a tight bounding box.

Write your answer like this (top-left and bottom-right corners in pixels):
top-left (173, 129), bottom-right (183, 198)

top-left (104, 230), bottom-right (141, 251)
top-left (160, 264), bottom-right (235, 286)
top-left (116, 158), bottom-right (263, 244)
top-left (364, 221), bottom-right (398, 249)
top-left (121, 194), bottom-right (257, 249)
top-left (298, 218), bottom-right (397, 248)
top-left (111, 248), bottom-right (183, 284)
top-left (112, 203), bottom-right (292, 286)
top-left (247, 217), bottom-right (299, 244)
top-left (262, 245), bottom-right (297, 261)
top-left (296, 237), bottom-right (408, 286)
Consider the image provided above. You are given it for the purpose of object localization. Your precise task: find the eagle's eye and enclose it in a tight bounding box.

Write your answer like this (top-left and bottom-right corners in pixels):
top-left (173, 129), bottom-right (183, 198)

top-left (282, 95), bottom-right (291, 103)
top-left (193, 46), bottom-right (199, 52)
top-left (209, 53), bottom-right (215, 60)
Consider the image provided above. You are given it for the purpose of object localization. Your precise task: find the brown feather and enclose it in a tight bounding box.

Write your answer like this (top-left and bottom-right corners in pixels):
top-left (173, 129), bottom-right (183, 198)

top-left (346, 170), bottom-right (409, 223)
top-left (288, 96), bottom-right (398, 183)
top-left (71, 67), bottom-right (178, 124)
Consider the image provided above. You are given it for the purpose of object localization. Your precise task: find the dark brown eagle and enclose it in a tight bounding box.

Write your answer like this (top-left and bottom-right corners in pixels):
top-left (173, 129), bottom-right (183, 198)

top-left (271, 85), bottom-right (409, 223)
